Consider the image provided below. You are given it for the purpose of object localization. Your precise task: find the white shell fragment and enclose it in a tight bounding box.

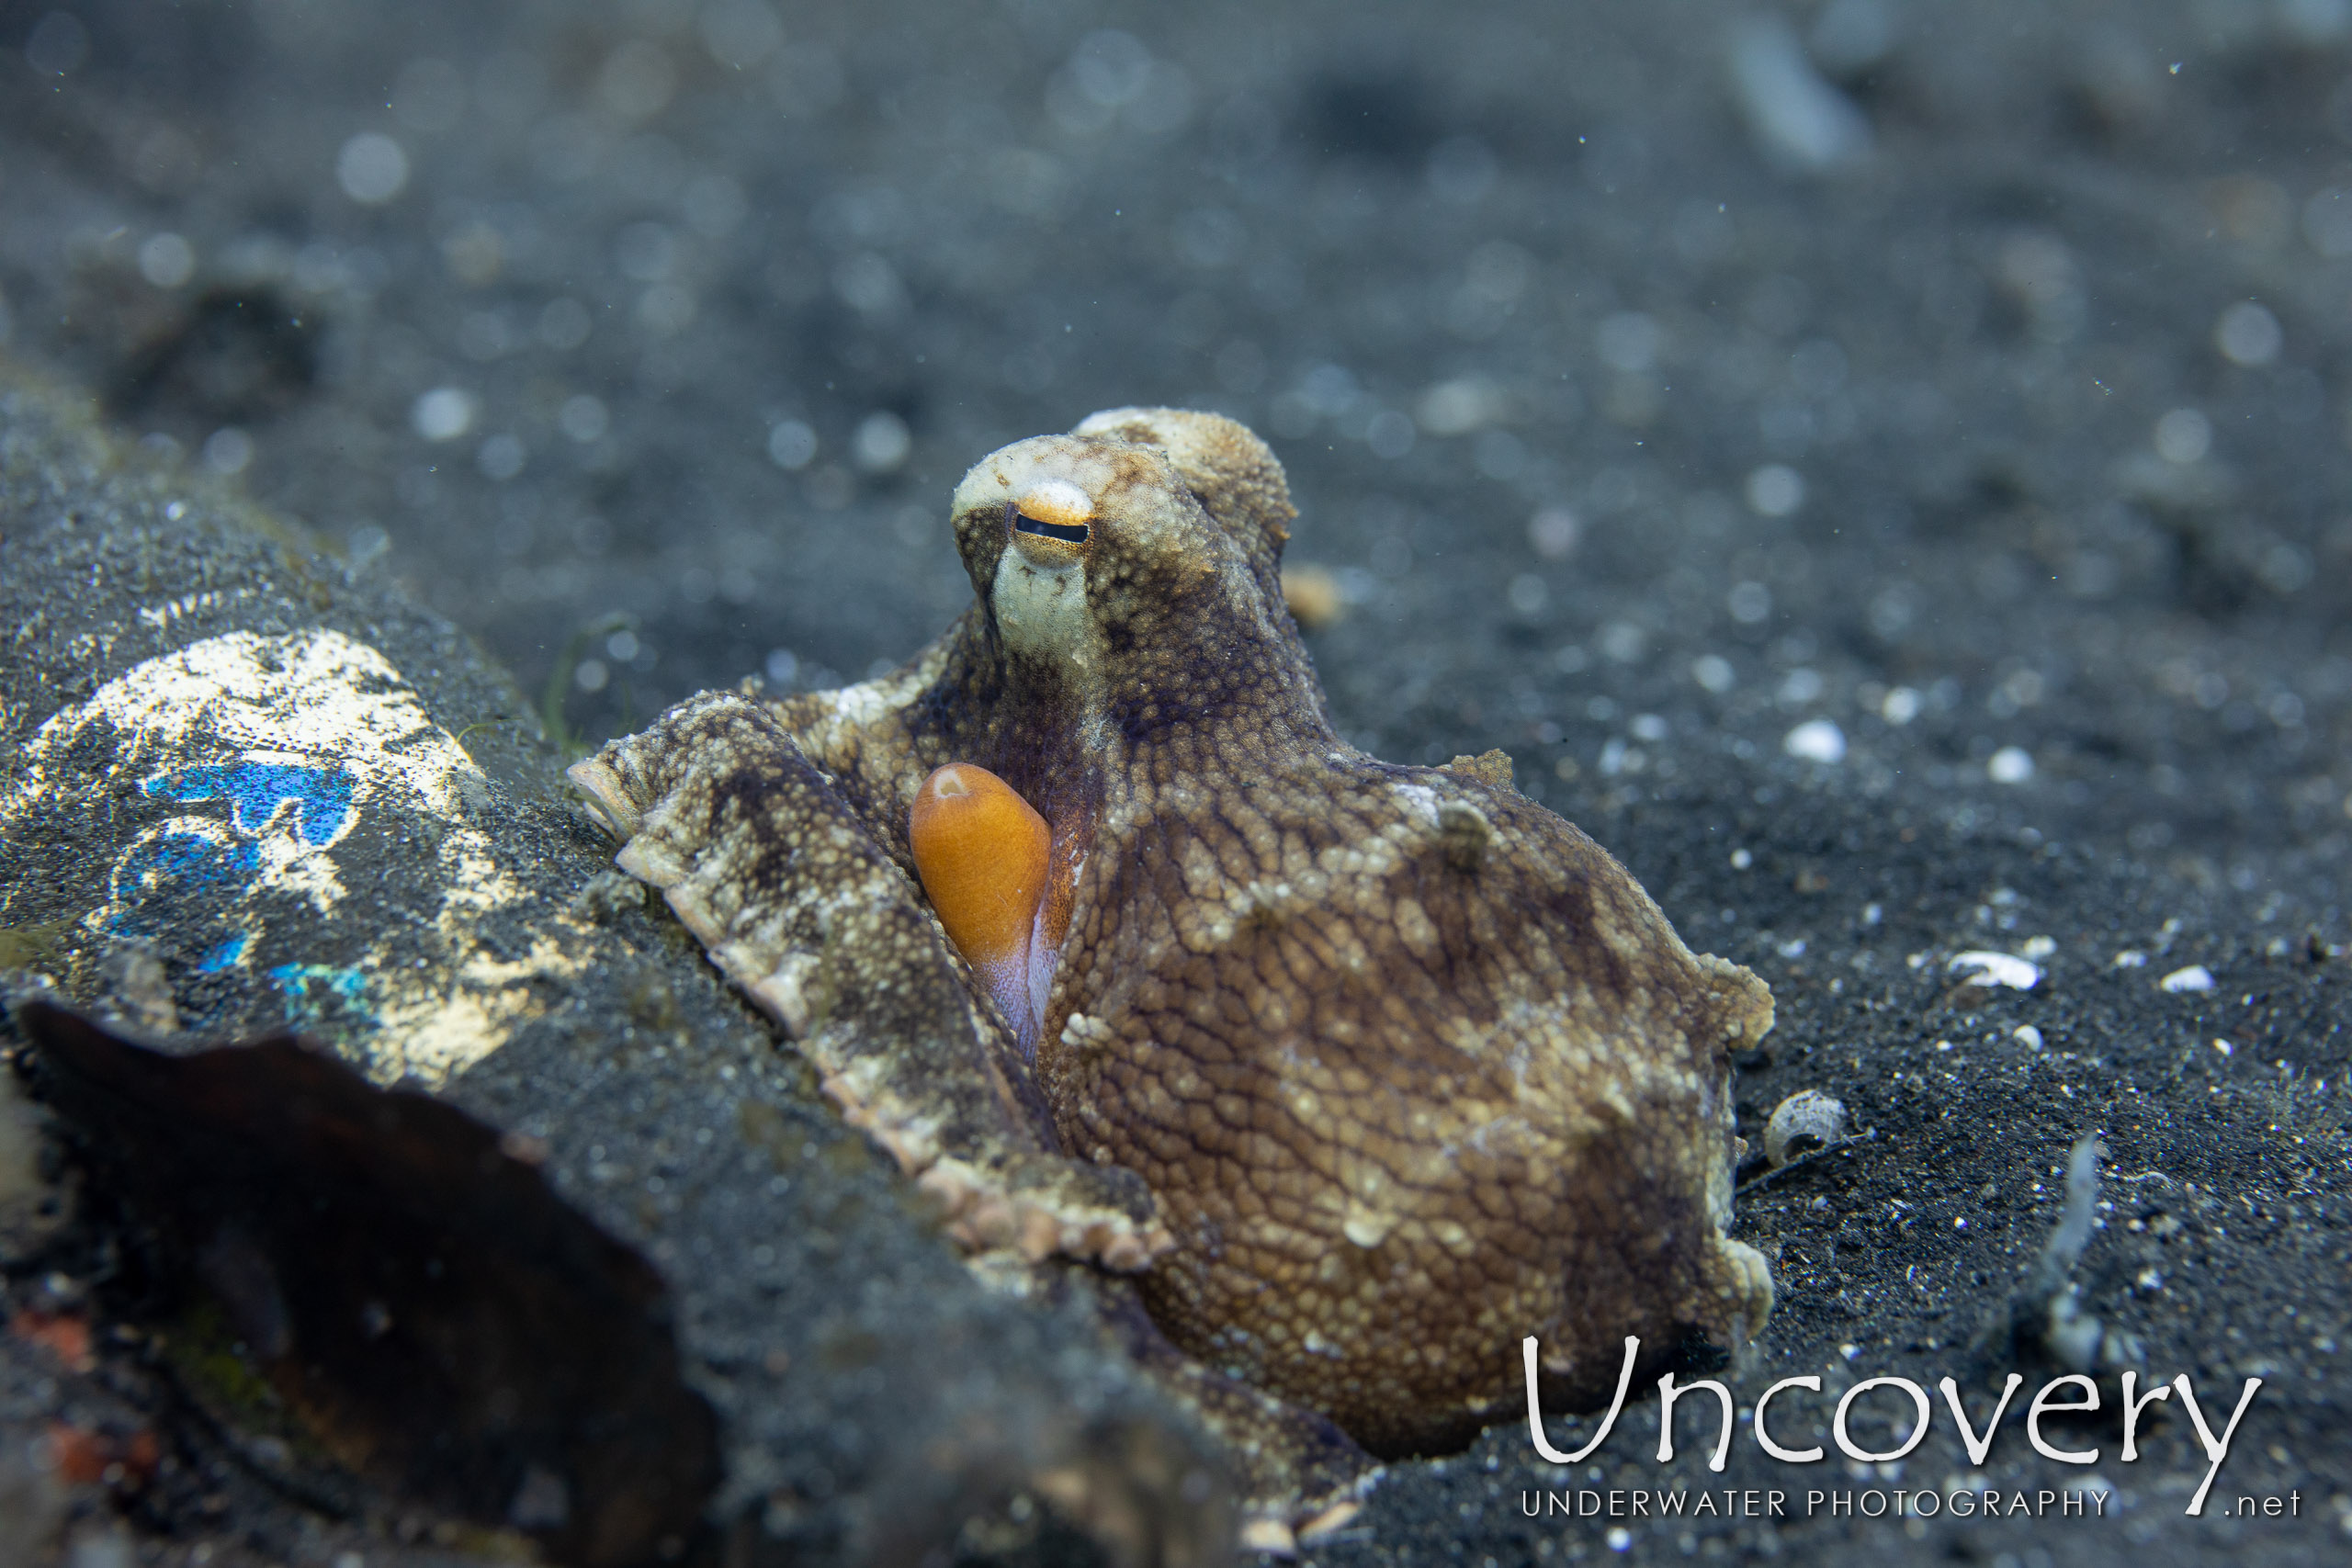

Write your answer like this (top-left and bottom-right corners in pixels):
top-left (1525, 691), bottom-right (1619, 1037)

top-left (1987, 746), bottom-right (2035, 784)
top-left (1782, 718), bottom-right (1847, 763)
top-left (2159, 964), bottom-right (2216, 993)
top-left (1725, 16), bottom-right (1872, 175)
top-left (1948, 951), bottom-right (2042, 990)
top-left (1764, 1089), bottom-right (1849, 1168)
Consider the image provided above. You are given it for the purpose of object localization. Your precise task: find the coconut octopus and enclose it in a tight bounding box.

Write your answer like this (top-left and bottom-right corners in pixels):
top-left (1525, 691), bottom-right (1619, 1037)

top-left (568, 407), bottom-right (1775, 1529)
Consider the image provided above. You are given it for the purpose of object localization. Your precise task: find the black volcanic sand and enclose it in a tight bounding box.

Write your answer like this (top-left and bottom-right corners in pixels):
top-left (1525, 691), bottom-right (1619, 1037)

top-left (2, 0), bottom-right (2349, 1562)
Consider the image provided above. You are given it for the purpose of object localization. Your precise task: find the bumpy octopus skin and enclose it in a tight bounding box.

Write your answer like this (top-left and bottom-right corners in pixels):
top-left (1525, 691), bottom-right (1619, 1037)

top-left (570, 408), bottom-right (1775, 1461)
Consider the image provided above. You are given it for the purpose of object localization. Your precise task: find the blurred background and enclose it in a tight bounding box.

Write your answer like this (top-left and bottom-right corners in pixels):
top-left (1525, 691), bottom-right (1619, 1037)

top-left (2, 0), bottom-right (2348, 922)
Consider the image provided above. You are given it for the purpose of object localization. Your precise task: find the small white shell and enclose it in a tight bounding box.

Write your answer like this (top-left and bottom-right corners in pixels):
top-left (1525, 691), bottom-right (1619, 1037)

top-left (1948, 950), bottom-right (2041, 990)
top-left (1763, 1089), bottom-right (1849, 1168)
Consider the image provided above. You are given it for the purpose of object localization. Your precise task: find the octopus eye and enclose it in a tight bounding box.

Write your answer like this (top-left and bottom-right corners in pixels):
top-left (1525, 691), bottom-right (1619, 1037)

top-left (1010, 504), bottom-right (1090, 544)
top-left (1006, 479), bottom-right (1094, 546)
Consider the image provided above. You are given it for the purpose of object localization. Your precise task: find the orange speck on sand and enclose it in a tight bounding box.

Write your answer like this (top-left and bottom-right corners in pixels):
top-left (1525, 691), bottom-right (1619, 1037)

top-left (43, 1421), bottom-right (161, 1489)
top-left (46, 1421), bottom-right (108, 1484)
top-left (10, 1309), bottom-right (95, 1372)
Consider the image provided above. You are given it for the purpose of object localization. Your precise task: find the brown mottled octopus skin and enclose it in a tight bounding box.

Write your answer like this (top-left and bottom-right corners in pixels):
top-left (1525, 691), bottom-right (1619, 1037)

top-left (571, 408), bottom-right (1775, 1473)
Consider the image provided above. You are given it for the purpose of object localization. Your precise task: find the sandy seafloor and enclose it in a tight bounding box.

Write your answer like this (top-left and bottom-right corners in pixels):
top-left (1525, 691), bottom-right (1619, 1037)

top-left (2, 0), bottom-right (2350, 1562)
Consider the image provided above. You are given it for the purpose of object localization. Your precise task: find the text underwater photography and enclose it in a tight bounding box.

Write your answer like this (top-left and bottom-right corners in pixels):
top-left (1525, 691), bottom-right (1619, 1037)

top-left (1512, 1333), bottom-right (2284, 1529)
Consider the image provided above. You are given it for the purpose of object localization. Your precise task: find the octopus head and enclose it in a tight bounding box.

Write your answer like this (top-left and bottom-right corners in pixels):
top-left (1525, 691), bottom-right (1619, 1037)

top-left (948, 409), bottom-right (1299, 693)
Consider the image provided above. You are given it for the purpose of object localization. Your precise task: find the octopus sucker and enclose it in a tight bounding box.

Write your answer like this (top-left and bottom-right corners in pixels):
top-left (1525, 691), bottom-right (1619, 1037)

top-left (571, 406), bottom-right (1775, 1489)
